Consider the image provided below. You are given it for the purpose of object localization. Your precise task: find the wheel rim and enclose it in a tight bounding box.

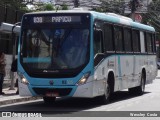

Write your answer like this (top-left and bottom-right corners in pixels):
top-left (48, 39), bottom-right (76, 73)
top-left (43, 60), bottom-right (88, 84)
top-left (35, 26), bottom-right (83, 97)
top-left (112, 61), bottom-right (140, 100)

top-left (105, 83), bottom-right (110, 100)
top-left (141, 75), bottom-right (145, 92)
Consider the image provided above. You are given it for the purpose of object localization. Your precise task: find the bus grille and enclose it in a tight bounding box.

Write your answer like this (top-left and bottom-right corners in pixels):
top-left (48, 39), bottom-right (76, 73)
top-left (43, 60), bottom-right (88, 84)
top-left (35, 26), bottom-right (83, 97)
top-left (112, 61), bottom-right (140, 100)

top-left (32, 88), bottom-right (72, 96)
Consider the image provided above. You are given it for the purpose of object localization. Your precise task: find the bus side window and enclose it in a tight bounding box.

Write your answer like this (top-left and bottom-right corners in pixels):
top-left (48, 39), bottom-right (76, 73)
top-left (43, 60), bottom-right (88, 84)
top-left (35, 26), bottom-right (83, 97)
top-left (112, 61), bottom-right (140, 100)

top-left (152, 33), bottom-right (156, 53)
top-left (94, 29), bottom-right (105, 66)
top-left (104, 24), bottom-right (114, 52)
top-left (146, 32), bottom-right (152, 53)
top-left (114, 26), bottom-right (123, 52)
top-left (94, 29), bottom-right (103, 55)
top-left (124, 28), bottom-right (132, 52)
top-left (132, 30), bottom-right (140, 52)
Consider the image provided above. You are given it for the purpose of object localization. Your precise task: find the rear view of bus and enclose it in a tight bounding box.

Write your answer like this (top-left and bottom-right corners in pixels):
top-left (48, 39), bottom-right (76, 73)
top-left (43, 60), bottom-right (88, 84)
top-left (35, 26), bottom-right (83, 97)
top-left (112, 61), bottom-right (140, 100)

top-left (18, 11), bottom-right (93, 103)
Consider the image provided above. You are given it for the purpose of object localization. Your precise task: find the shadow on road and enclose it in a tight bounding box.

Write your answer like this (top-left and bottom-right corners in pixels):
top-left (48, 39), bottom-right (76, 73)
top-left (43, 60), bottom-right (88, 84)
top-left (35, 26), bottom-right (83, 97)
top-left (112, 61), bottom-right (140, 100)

top-left (110, 91), bottom-right (150, 103)
top-left (0, 90), bottom-right (151, 117)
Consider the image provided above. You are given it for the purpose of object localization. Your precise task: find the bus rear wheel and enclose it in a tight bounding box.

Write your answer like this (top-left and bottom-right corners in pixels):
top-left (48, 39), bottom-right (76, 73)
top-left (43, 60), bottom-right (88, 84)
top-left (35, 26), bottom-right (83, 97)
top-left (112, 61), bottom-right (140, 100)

top-left (137, 73), bottom-right (145, 95)
top-left (43, 97), bottom-right (56, 104)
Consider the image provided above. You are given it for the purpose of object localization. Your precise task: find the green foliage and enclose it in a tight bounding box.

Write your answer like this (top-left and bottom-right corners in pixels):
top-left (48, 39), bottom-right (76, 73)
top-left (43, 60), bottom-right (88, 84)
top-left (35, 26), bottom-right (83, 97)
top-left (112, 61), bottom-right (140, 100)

top-left (43, 3), bottom-right (55, 11)
top-left (147, 0), bottom-right (160, 38)
top-left (95, 0), bottom-right (125, 14)
top-left (0, 0), bottom-right (30, 12)
top-left (0, 0), bottom-right (24, 10)
top-left (61, 4), bottom-right (68, 10)
top-left (34, 3), bottom-right (69, 11)
top-left (94, 0), bottom-right (160, 39)
top-left (92, 7), bottom-right (104, 12)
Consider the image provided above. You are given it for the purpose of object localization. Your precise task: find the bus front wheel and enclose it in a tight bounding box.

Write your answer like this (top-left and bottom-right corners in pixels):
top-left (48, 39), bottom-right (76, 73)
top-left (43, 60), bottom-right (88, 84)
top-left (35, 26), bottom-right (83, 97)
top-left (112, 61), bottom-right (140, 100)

top-left (98, 82), bottom-right (111, 104)
top-left (43, 96), bottom-right (56, 104)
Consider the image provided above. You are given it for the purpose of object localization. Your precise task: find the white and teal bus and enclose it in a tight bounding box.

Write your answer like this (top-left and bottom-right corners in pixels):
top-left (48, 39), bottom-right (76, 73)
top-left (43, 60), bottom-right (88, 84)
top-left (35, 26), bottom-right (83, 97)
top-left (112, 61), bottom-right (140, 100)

top-left (18, 9), bottom-right (157, 104)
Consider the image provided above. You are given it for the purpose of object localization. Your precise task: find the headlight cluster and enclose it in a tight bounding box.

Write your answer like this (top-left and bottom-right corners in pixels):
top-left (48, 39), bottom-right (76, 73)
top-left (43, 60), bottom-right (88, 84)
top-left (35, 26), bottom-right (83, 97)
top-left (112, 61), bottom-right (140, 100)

top-left (17, 71), bottom-right (91, 86)
top-left (76, 72), bottom-right (91, 85)
top-left (18, 72), bottom-right (29, 85)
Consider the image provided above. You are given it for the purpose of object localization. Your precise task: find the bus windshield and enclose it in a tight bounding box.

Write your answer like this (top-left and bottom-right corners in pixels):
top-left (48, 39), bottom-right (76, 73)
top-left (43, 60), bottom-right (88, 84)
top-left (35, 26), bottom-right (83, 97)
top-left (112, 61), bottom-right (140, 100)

top-left (20, 28), bottom-right (90, 72)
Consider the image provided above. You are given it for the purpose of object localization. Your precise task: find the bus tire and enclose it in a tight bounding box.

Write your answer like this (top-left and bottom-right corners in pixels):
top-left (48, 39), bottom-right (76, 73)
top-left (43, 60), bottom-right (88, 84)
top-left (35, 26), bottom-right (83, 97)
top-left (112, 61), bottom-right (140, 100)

top-left (129, 72), bottom-right (145, 95)
top-left (98, 72), bottom-right (115, 104)
top-left (100, 81), bottom-right (111, 104)
top-left (43, 97), bottom-right (56, 104)
top-left (136, 72), bottom-right (145, 95)
top-left (101, 83), bottom-right (111, 104)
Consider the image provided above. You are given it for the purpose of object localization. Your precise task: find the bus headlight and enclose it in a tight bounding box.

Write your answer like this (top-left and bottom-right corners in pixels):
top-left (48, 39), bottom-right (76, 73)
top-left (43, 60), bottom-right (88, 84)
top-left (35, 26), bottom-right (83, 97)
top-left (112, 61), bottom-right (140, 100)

top-left (21, 76), bottom-right (29, 85)
top-left (18, 72), bottom-right (29, 85)
top-left (76, 72), bottom-right (91, 85)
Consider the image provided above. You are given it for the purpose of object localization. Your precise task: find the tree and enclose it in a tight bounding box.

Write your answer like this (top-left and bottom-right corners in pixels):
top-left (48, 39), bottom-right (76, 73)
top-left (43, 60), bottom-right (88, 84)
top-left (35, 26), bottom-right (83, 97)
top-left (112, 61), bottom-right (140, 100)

top-left (0, 0), bottom-right (29, 11)
top-left (42, 3), bottom-right (55, 11)
top-left (143, 0), bottom-right (160, 37)
top-left (94, 0), bottom-right (125, 14)
top-left (61, 3), bottom-right (69, 10)
top-left (32, 2), bottom-right (68, 11)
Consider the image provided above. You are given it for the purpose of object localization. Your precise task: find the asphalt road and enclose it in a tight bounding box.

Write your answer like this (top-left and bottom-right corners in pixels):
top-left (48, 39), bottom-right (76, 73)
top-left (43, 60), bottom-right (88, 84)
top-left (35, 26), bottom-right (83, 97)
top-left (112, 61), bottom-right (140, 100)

top-left (1, 78), bottom-right (160, 120)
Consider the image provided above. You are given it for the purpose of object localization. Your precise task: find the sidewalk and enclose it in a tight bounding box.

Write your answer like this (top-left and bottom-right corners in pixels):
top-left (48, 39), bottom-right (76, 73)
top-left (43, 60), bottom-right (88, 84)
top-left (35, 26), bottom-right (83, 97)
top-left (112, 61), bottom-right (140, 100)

top-left (156, 70), bottom-right (160, 79)
top-left (0, 87), bottom-right (42, 106)
top-left (0, 70), bottom-right (160, 106)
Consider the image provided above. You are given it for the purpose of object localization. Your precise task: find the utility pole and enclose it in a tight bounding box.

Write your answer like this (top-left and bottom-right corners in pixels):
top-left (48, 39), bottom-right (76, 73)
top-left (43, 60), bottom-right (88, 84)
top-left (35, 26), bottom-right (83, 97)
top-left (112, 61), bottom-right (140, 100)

top-left (10, 25), bottom-right (16, 90)
top-left (130, 0), bottom-right (143, 22)
top-left (74, 0), bottom-right (79, 8)
top-left (10, 22), bottom-right (20, 90)
top-left (130, 0), bottom-right (137, 21)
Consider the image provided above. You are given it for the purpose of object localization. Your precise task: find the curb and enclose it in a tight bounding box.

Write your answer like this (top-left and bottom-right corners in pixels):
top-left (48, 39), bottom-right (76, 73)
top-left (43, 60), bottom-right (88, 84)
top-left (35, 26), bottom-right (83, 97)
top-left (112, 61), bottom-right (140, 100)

top-left (0, 96), bottom-right (42, 106)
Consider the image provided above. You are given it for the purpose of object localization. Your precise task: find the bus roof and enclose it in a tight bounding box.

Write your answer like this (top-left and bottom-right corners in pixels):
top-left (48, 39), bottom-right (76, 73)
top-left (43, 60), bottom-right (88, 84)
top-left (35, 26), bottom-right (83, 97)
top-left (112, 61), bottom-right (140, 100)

top-left (90, 11), bottom-right (155, 32)
top-left (24, 9), bottom-right (155, 32)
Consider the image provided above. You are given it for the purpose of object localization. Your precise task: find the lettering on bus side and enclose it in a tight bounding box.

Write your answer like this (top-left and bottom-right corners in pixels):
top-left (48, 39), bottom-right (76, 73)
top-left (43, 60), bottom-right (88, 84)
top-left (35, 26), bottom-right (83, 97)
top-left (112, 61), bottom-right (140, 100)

top-left (107, 60), bottom-right (115, 68)
top-left (126, 60), bottom-right (129, 67)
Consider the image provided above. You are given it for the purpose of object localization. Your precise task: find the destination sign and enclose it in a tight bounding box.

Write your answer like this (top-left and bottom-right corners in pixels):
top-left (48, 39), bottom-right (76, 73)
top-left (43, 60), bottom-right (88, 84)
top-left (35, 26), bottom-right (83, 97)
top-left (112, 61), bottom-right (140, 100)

top-left (33, 16), bottom-right (81, 23)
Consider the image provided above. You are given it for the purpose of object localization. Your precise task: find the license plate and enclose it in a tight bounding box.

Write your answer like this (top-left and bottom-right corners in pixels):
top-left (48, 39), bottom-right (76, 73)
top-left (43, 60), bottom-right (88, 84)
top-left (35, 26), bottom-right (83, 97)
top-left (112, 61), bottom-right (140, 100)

top-left (45, 92), bottom-right (59, 97)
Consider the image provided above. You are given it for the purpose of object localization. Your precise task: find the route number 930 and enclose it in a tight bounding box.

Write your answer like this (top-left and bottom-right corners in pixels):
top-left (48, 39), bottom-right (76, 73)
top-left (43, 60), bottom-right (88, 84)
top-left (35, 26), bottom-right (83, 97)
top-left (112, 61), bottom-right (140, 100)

top-left (33, 17), bottom-right (43, 23)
